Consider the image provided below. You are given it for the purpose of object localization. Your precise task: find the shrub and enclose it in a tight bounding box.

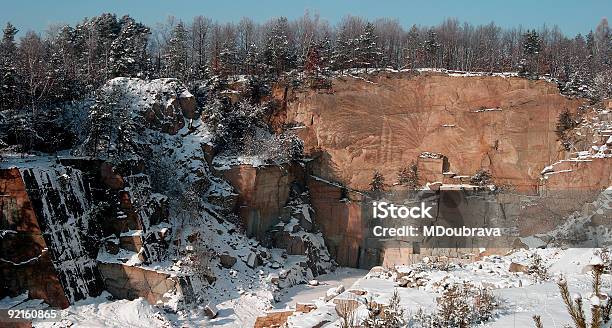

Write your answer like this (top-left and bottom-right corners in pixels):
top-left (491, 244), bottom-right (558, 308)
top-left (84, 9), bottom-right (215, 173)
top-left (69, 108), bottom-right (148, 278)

top-left (470, 169), bottom-right (493, 187)
top-left (397, 161), bottom-right (419, 189)
top-left (363, 289), bottom-right (405, 328)
top-left (528, 253), bottom-right (550, 282)
top-left (370, 170), bottom-right (386, 192)
top-left (556, 110), bottom-right (577, 151)
top-left (533, 263), bottom-right (612, 328)
top-left (413, 283), bottom-right (498, 327)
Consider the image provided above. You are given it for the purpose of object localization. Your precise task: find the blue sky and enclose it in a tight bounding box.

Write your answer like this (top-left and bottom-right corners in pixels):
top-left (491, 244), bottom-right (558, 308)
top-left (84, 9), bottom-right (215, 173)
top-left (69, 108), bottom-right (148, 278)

top-left (1, 0), bottom-right (610, 36)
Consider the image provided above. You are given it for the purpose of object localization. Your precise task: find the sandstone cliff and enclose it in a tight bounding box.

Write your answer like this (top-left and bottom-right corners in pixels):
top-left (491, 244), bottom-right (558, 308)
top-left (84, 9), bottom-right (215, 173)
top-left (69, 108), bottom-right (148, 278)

top-left (281, 71), bottom-right (586, 192)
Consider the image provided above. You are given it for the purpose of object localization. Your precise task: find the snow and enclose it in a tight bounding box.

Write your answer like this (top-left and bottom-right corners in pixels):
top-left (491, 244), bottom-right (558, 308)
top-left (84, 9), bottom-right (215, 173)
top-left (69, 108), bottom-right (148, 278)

top-left (35, 292), bottom-right (174, 328)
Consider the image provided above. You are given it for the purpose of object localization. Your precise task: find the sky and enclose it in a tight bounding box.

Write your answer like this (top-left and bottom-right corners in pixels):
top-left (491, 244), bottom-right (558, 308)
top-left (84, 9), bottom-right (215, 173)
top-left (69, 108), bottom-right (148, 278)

top-left (0, 0), bottom-right (610, 37)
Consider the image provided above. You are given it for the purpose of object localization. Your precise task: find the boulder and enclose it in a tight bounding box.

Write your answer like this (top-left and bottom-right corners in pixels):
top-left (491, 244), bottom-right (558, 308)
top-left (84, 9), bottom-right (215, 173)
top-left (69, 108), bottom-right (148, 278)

top-left (254, 310), bottom-right (294, 328)
top-left (219, 253), bottom-right (237, 268)
top-left (296, 303), bottom-right (317, 313)
top-left (509, 262), bottom-right (529, 273)
top-left (204, 302), bottom-right (218, 319)
top-left (179, 90), bottom-right (197, 119)
top-left (97, 262), bottom-right (181, 305)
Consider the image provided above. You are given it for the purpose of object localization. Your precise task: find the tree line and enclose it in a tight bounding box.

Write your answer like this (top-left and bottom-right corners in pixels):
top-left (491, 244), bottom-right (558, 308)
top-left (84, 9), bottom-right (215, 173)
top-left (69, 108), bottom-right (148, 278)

top-left (0, 13), bottom-right (611, 151)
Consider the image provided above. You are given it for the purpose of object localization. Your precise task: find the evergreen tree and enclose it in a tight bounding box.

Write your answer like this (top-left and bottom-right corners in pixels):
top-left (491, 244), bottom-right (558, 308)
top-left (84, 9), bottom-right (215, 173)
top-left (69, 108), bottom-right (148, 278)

top-left (91, 13), bottom-right (122, 81)
top-left (332, 25), bottom-right (357, 72)
top-left (110, 15), bottom-right (151, 78)
top-left (0, 23), bottom-right (19, 113)
top-left (218, 40), bottom-right (239, 77)
top-left (423, 29), bottom-right (440, 68)
top-left (263, 17), bottom-right (295, 77)
top-left (163, 22), bottom-right (189, 81)
top-left (244, 42), bottom-right (261, 75)
top-left (83, 89), bottom-right (113, 157)
top-left (519, 30), bottom-right (541, 78)
top-left (304, 36), bottom-right (332, 87)
top-left (370, 170), bottom-right (385, 193)
top-left (48, 25), bottom-right (80, 103)
top-left (356, 22), bottom-right (382, 72)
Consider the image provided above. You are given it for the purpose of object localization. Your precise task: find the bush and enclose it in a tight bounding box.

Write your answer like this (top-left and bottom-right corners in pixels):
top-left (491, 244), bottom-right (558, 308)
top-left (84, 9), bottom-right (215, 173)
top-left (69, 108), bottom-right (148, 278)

top-left (533, 263), bottom-right (612, 328)
top-left (413, 283), bottom-right (498, 327)
top-left (470, 169), bottom-right (493, 187)
top-left (363, 289), bottom-right (405, 328)
top-left (556, 110), bottom-right (577, 151)
top-left (370, 170), bottom-right (386, 192)
top-left (242, 130), bottom-right (303, 164)
top-left (397, 161), bottom-right (419, 189)
top-left (528, 253), bottom-right (549, 282)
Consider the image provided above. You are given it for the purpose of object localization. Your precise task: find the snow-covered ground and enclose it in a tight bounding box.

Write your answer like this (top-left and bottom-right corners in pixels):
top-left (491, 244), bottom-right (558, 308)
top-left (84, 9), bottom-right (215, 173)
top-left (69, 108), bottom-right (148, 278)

top-left (274, 268), bottom-right (368, 309)
top-left (11, 247), bottom-right (607, 327)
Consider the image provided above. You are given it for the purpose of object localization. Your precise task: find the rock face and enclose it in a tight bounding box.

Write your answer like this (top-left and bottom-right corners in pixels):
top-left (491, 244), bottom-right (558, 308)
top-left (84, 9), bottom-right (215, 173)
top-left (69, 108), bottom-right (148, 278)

top-left (222, 163), bottom-right (302, 240)
top-left (0, 168), bottom-right (70, 308)
top-left (97, 263), bottom-right (184, 305)
top-left (307, 178), bottom-right (366, 268)
top-left (282, 72), bottom-right (585, 192)
top-left (542, 158), bottom-right (611, 190)
top-left (0, 158), bottom-right (175, 308)
top-left (106, 78), bottom-right (197, 135)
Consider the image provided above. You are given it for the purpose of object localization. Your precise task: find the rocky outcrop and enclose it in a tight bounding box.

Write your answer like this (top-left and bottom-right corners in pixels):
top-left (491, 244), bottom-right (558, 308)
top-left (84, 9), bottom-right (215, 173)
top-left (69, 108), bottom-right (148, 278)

top-left (0, 157), bottom-right (174, 308)
top-left (106, 78), bottom-right (197, 135)
top-left (254, 310), bottom-right (295, 328)
top-left (221, 163), bottom-right (303, 240)
top-left (307, 177), bottom-right (367, 267)
top-left (281, 72), bottom-right (586, 192)
top-left (0, 168), bottom-right (70, 308)
top-left (97, 263), bottom-right (186, 305)
top-left (541, 157), bottom-right (611, 191)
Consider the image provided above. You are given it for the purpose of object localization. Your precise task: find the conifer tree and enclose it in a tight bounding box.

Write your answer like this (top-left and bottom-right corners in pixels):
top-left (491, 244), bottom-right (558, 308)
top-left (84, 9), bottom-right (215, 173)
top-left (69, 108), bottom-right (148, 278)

top-left (356, 22), bottom-right (382, 73)
top-left (263, 17), bottom-right (295, 77)
top-left (110, 15), bottom-right (151, 78)
top-left (0, 23), bottom-right (19, 113)
top-left (163, 22), bottom-right (189, 81)
top-left (370, 170), bottom-right (385, 193)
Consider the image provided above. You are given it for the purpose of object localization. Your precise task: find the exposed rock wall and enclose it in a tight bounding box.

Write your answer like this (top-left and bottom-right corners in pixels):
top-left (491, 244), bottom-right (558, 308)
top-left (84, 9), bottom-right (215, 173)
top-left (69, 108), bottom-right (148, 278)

top-left (97, 263), bottom-right (185, 305)
top-left (282, 72), bottom-right (586, 192)
top-left (307, 178), bottom-right (366, 267)
top-left (541, 158), bottom-right (611, 191)
top-left (1, 158), bottom-right (175, 307)
top-left (0, 168), bottom-right (70, 308)
top-left (222, 163), bottom-right (302, 240)
top-left (19, 165), bottom-right (105, 303)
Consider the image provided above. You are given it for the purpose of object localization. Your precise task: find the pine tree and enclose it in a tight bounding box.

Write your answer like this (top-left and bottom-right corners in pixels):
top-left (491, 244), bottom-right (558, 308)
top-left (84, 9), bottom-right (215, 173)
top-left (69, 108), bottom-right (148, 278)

top-left (356, 22), bottom-right (382, 73)
top-left (423, 29), bottom-right (440, 68)
top-left (519, 30), bottom-right (541, 78)
top-left (263, 17), bottom-right (295, 77)
top-left (244, 42), bottom-right (261, 75)
top-left (48, 25), bottom-right (81, 103)
top-left (332, 25), bottom-right (357, 72)
top-left (218, 40), bottom-right (239, 77)
top-left (304, 36), bottom-right (333, 88)
top-left (91, 13), bottom-right (122, 81)
top-left (163, 22), bottom-right (189, 81)
top-left (370, 170), bottom-right (386, 193)
top-left (0, 23), bottom-right (19, 113)
top-left (109, 15), bottom-right (151, 78)
top-left (83, 88), bottom-right (115, 157)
